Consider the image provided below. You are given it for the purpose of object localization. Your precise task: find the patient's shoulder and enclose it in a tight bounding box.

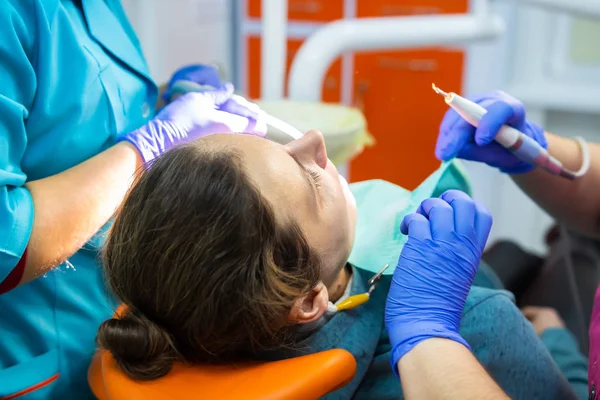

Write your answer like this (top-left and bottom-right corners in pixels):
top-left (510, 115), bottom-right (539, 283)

top-left (461, 286), bottom-right (547, 370)
top-left (461, 287), bottom-right (522, 339)
top-left (460, 286), bottom-right (529, 355)
top-left (462, 286), bottom-right (516, 316)
top-left (460, 287), bottom-right (576, 399)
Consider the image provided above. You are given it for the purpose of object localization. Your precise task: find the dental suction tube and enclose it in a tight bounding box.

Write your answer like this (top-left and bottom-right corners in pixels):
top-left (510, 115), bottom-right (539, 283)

top-left (432, 84), bottom-right (590, 180)
top-left (170, 80), bottom-right (305, 141)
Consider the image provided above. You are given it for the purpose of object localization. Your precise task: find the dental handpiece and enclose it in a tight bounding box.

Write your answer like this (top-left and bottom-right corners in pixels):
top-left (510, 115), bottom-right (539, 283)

top-left (431, 83), bottom-right (589, 180)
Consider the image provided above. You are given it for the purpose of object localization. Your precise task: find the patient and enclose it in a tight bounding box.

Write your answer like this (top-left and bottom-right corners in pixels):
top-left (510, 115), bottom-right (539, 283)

top-left (99, 130), bottom-right (587, 399)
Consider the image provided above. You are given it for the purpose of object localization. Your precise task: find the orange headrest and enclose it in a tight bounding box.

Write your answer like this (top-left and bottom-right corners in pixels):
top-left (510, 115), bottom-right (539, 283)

top-left (88, 306), bottom-right (357, 400)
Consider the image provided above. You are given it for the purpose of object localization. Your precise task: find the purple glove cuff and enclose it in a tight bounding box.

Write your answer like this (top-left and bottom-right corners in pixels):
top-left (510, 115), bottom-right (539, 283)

top-left (118, 120), bottom-right (190, 164)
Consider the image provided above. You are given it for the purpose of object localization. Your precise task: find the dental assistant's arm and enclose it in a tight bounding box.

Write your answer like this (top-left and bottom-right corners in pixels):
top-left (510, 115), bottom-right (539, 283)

top-left (386, 190), bottom-right (508, 399)
top-left (399, 338), bottom-right (508, 400)
top-left (22, 142), bottom-right (142, 283)
top-left (512, 133), bottom-right (600, 237)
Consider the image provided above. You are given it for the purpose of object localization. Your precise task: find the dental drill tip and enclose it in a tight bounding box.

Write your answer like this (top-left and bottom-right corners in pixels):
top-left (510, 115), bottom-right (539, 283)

top-left (431, 83), bottom-right (448, 97)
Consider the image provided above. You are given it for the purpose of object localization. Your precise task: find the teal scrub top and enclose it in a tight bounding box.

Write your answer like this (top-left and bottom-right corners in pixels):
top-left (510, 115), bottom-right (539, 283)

top-left (0, 0), bottom-right (157, 398)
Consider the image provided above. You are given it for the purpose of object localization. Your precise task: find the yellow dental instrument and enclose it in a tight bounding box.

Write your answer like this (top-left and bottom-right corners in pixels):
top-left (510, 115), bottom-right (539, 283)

top-left (335, 264), bottom-right (390, 311)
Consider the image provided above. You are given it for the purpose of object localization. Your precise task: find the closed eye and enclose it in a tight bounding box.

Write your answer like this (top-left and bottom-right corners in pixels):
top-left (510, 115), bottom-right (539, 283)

top-left (289, 153), bottom-right (321, 200)
top-left (308, 169), bottom-right (322, 190)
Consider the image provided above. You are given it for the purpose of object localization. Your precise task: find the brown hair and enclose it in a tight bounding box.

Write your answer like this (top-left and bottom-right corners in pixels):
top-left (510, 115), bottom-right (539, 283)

top-left (98, 141), bottom-right (322, 381)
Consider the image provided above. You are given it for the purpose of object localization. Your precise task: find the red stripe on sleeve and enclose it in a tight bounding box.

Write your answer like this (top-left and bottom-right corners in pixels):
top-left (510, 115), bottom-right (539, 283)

top-left (0, 247), bottom-right (28, 294)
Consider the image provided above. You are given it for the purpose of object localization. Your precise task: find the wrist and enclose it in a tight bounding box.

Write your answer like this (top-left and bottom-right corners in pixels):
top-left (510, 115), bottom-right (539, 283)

top-left (114, 141), bottom-right (145, 171)
top-left (398, 337), bottom-right (471, 374)
top-left (117, 121), bottom-right (165, 165)
top-left (388, 321), bottom-right (469, 377)
top-left (116, 133), bottom-right (154, 167)
top-left (546, 132), bottom-right (585, 172)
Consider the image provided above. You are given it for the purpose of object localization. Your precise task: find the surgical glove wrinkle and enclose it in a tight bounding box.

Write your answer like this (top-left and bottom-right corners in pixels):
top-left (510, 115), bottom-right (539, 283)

top-left (386, 190), bottom-right (492, 377)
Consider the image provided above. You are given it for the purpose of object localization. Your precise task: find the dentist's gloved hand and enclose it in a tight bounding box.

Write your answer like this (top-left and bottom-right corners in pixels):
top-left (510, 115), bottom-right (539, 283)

top-left (386, 190), bottom-right (493, 375)
top-left (119, 86), bottom-right (267, 164)
top-left (163, 64), bottom-right (225, 103)
top-left (435, 91), bottom-right (547, 174)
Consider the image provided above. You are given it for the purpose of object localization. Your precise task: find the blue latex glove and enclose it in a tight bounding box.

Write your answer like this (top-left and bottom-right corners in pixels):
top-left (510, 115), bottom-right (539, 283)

top-left (119, 85), bottom-right (267, 163)
top-left (386, 190), bottom-right (493, 375)
top-left (163, 64), bottom-right (225, 103)
top-left (435, 91), bottom-right (547, 174)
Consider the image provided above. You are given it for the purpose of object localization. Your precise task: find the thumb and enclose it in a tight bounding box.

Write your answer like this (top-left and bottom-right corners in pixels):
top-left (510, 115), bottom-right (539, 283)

top-left (520, 306), bottom-right (540, 321)
top-left (209, 82), bottom-right (235, 106)
top-left (475, 101), bottom-right (515, 146)
top-left (221, 94), bottom-right (262, 119)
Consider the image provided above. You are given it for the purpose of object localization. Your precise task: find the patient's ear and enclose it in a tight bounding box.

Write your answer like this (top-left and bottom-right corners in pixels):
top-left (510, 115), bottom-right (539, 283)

top-left (289, 282), bottom-right (329, 325)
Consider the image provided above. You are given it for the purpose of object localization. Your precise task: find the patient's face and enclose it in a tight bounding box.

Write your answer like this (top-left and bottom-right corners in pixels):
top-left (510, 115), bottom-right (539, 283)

top-left (207, 131), bottom-right (357, 286)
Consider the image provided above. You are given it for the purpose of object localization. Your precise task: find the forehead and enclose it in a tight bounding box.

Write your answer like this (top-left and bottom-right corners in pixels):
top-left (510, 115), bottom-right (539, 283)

top-left (201, 134), bottom-right (312, 220)
top-left (204, 134), bottom-right (297, 180)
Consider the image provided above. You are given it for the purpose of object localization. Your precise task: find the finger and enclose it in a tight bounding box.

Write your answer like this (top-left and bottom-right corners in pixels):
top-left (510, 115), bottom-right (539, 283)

top-left (208, 110), bottom-right (253, 133)
top-left (473, 199), bottom-right (493, 249)
top-left (220, 99), bottom-right (259, 120)
top-left (436, 110), bottom-right (475, 161)
top-left (521, 306), bottom-right (541, 320)
top-left (439, 190), bottom-right (476, 235)
top-left (438, 107), bottom-right (463, 136)
top-left (224, 94), bottom-right (262, 119)
top-left (476, 101), bottom-right (521, 146)
top-left (523, 306), bottom-right (557, 314)
top-left (240, 114), bottom-right (268, 138)
top-left (184, 82), bottom-right (234, 107)
top-left (417, 198), bottom-right (454, 239)
top-left (494, 91), bottom-right (526, 126)
top-left (211, 82), bottom-right (235, 105)
top-left (208, 109), bottom-right (266, 137)
top-left (250, 115), bottom-right (268, 137)
top-left (400, 213), bottom-right (432, 241)
top-left (458, 141), bottom-right (513, 166)
top-left (183, 90), bottom-right (220, 110)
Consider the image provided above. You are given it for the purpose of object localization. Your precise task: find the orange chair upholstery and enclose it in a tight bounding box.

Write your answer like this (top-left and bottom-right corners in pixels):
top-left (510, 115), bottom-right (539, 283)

top-left (88, 306), bottom-right (357, 399)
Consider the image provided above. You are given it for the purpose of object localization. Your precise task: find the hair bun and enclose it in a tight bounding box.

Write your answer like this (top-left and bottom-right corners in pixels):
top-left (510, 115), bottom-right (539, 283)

top-left (97, 312), bottom-right (178, 381)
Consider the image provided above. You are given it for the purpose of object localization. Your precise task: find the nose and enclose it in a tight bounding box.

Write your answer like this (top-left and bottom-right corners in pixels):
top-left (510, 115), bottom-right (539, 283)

top-left (285, 130), bottom-right (328, 169)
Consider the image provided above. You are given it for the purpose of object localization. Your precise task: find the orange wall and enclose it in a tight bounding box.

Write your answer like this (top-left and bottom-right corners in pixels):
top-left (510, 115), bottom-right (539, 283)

top-left (243, 0), bottom-right (468, 189)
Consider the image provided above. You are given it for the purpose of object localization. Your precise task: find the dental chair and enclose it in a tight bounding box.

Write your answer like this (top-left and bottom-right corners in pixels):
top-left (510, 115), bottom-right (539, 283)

top-left (88, 306), bottom-right (358, 399)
